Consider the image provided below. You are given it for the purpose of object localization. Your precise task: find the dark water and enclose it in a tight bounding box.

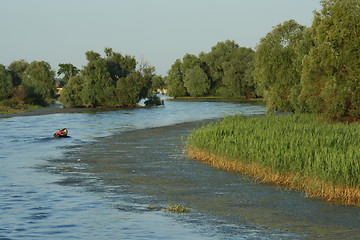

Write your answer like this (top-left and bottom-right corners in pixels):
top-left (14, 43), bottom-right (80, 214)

top-left (1, 98), bottom-right (359, 239)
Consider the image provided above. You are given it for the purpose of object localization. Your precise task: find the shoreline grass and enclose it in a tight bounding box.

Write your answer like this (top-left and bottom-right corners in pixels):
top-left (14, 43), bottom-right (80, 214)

top-left (187, 114), bottom-right (360, 206)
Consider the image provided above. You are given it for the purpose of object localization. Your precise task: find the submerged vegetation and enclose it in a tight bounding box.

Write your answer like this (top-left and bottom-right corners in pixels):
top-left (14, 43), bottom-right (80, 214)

top-left (147, 203), bottom-right (191, 213)
top-left (187, 114), bottom-right (360, 205)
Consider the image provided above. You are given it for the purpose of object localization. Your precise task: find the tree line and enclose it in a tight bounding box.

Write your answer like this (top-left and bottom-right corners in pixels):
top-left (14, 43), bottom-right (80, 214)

top-left (165, 0), bottom-right (359, 121)
top-left (1, 0), bottom-right (358, 120)
top-left (59, 48), bottom-right (164, 107)
top-left (165, 40), bottom-right (255, 98)
top-left (0, 60), bottom-right (56, 107)
top-left (0, 48), bottom-right (164, 108)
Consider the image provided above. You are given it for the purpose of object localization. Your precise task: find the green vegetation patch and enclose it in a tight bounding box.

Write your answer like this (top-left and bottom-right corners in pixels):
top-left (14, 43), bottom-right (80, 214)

top-left (188, 114), bottom-right (360, 189)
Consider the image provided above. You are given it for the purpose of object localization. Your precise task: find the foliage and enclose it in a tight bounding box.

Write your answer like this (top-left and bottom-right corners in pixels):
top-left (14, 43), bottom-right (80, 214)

top-left (57, 63), bottom-right (80, 86)
top-left (0, 64), bottom-right (13, 101)
top-left (164, 203), bottom-right (190, 213)
top-left (300, 0), bottom-right (360, 120)
top-left (8, 59), bottom-right (29, 87)
top-left (144, 94), bottom-right (164, 106)
top-left (22, 61), bottom-right (56, 105)
top-left (59, 75), bottom-right (85, 107)
top-left (188, 114), bottom-right (360, 189)
top-left (252, 0), bottom-right (359, 121)
top-left (165, 40), bottom-right (255, 98)
top-left (183, 66), bottom-right (210, 97)
top-left (221, 47), bottom-right (255, 97)
top-left (165, 59), bottom-right (188, 97)
top-left (115, 71), bottom-right (149, 107)
top-left (60, 48), bottom-right (158, 107)
top-left (253, 20), bottom-right (307, 112)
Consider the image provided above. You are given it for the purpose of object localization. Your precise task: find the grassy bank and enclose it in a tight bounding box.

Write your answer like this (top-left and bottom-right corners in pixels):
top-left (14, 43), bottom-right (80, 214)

top-left (187, 114), bottom-right (360, 206)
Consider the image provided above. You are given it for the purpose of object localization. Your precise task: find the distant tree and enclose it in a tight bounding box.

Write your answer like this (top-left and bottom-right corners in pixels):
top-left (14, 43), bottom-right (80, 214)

top-left (180, 54), bottom-right (202, 73)
top-left (254, 20), bottom-right (306, 112)
top-left (22, 61), bottom-right (56, 105)
top-left (81, 51), bottom-right (113, 106)
top-left (151, 75), bottom-right (165, 92)
top-left (203, 40), bottom-right (240, 94)
top-left (8, 59), bottom-right (29, 87)
top-left (0, 64), bottom-right (13, 101)
top-left (116, 71), bottom-right (149, 107)
top-left (300, 0), bottom-right (360, 120)
top-left (60, 48), bottom-right (153, 108)
top-left (183, 66), bottom-right (210, 97)
top-left (165, 59), bottom-right (188, 97)
top-left (221, 47), bottom-right (255, 97)
top-left (59, 75), bottom-right (85, 107)
top-left (165, 40), bottom-right (256, 98)
top-left (57, 63), bottom-right (80, 86)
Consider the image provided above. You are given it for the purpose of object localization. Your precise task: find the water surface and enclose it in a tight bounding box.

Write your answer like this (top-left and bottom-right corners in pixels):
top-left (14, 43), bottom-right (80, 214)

top-left (1, 98), bottom-right (359, 239)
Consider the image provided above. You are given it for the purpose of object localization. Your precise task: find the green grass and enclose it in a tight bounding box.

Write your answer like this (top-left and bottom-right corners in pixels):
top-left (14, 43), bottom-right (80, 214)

top-left (187, 114), bottom-right (360, 189)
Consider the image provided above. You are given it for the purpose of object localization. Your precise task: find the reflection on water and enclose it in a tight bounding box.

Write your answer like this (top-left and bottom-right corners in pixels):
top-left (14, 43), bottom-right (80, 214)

top-left (1, 98), bottom-right (359, 239)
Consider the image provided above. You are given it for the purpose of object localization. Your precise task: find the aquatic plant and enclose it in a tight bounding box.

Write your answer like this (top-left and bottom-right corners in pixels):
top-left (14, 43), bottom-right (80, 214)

top-left (164, 203), bottom-right (190, 213)
top-left (187, 114), bottom-right (360, 205)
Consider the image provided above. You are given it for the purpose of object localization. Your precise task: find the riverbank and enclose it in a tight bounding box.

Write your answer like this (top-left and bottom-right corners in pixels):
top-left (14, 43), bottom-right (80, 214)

top-left (187, 114), bottom-right (360, 206)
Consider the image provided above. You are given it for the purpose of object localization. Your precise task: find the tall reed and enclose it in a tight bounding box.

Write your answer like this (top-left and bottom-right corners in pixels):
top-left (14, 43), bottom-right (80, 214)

top-left (187, 114), bottom-right (360, 205)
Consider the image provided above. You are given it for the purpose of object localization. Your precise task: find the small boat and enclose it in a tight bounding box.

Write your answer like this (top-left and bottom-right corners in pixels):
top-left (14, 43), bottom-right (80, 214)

top-left (54, 128), bottom-right (69, 138)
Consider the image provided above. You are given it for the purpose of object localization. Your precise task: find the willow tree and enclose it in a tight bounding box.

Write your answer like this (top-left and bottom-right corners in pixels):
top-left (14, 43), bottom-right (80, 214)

top-left (0, 64), bottom-right (13, 101)
top-left (22, 61), bottom-right (56, 105)
top-left (300, 0), bottom-right (360, 120)
top-left (183, 66), bottom-right (210, 97)
top-left (165, 59), bottom-right (188, 97)
top-left (254, 20), bottom-right (306, 112)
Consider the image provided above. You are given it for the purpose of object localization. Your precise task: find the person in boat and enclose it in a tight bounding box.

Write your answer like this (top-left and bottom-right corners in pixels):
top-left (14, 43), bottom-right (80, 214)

top-left (54, 128), bottom-right (68, 137)
top-left (57, 129), bottom-right (63, 136)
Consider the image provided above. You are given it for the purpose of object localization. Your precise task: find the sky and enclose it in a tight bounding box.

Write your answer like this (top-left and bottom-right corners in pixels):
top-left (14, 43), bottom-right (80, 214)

top-left (0, 0), bottom-right (322, 76)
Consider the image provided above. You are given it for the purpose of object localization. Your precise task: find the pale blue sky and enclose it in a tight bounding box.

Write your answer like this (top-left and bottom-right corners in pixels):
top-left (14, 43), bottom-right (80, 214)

top-left (0, 0), bottom-right (321, 75)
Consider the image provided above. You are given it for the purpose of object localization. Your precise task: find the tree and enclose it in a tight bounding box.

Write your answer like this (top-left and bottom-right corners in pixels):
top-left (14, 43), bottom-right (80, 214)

top-left (59, 75), bottom-right (85, 107)
top-left (254, 20), bottom-right (306, 112)
top-left (300, 0), bottom-right (360, 120)
top-left (221, 47), bottom-right (255, 97)
top-left (57, 63), bottom-right (80, 86)
top-left (8, 59), bottom-right (29, 87)
top-left (203, 40), bottom-right (240, 94)
top-left (81, 52), bottom-right (113, 106)
top-left (183, 66), bottom-right (210, 97)
top-left (165, 59), bottom-right (188, 97)
top-left (60, 48), bottom-right (153, 107)
top-left (0, 64), bottom-right (13, 101)
top-left (22, 61), bottom-right (56, 105)
top-left (116, 71), bottom-right (149, 107)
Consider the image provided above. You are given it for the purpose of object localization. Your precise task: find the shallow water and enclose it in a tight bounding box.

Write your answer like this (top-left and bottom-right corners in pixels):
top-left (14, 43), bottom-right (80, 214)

top-left (1, 98), bottom-right (359, 239)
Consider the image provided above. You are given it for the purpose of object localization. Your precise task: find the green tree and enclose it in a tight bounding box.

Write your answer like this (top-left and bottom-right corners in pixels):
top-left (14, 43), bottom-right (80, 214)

top-left (0, 64), bottom-right (13, 101)
top-left (254, 20), bottom-right (306, 112)
top-left (183, 66), bottom-right (210, 97)
top-left (59, 75), bottom-right (85, 107)
top-left (203, 40), bottom-right (240, 94)
top-left (81, 51), bottom-right (114, 106)
top-left (165, 59), bottom-right (188, 97)
top-left (60, 48), bottom-right (152, 107)
top-left (221, 47), bottom-right (255, 97)
top-left (8, 59), bottom-right (29, 87)
top-left (116, 71), bottom-right (149, 107)
top-left (300, 0), bottom-right (360, 120)
top-left (22, 61), bottom-right (56, 105)
top-left (57, 63), bottom-right (80, 86)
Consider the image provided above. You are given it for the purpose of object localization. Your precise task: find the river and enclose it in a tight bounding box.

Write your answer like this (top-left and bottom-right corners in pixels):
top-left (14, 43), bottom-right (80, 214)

top-left (0, 97), bottom-right (359, 240)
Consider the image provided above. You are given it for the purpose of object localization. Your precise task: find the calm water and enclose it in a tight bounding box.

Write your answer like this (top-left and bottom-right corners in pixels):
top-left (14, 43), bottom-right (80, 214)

top-left (0, 98), bottom-right (359, 239)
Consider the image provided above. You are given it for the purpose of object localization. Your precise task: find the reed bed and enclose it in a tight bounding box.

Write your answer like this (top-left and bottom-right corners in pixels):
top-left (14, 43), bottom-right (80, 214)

top-left (187, 114), bottom-right (360, 206)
